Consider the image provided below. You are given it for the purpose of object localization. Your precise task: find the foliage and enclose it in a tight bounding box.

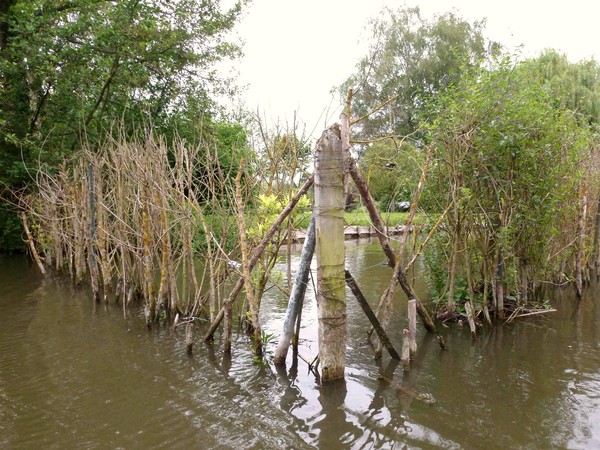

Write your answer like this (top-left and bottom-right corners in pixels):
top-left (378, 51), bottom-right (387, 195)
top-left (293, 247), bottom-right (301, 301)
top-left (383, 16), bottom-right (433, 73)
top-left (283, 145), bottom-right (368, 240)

top-left (424, 56), bottom-right (592, 307)
top-left (341, 6), bottom-right (501, 147)
top-left (523, 50), bottom-right (600, 128)
top-left (0, 0), bottom-right (245, 251)
top-left (358, 140), bottom-right (423, 210)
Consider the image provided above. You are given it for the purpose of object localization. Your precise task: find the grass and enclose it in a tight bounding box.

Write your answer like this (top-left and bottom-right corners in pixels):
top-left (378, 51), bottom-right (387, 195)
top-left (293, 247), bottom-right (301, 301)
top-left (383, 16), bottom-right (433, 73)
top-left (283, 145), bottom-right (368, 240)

top-left (293, 206), bottom-right (418, 229)
top-left (343, 206), bottom-right (409, 227)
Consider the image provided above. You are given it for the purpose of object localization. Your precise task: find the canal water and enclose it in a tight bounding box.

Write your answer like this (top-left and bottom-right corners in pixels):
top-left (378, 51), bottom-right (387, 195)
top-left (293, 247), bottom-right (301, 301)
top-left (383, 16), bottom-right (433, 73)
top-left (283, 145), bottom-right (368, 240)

top-left (1, 241), bottom-right (599, 449)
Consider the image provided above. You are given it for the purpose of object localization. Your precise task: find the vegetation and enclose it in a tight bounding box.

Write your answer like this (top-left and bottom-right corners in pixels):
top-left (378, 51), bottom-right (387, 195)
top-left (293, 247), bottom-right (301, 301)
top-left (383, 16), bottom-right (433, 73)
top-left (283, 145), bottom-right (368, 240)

top-left (341, 6), bottom-right (501, 147)
top-left (7, 1), bottom-right (600, 366)
top-left (424, 58), bottom-right (597, 316)
top-left (340, 6), bottom-right (600, 324)
top-left (0, 0), bottom-right (245, 250)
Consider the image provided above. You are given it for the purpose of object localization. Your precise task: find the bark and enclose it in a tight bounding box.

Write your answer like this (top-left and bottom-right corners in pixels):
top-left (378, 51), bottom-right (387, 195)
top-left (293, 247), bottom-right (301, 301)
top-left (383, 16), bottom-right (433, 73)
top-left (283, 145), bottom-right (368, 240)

top-left (314, 124), bottom-right (346, 382)
top-left (408, 299), bottom-right (417, 355)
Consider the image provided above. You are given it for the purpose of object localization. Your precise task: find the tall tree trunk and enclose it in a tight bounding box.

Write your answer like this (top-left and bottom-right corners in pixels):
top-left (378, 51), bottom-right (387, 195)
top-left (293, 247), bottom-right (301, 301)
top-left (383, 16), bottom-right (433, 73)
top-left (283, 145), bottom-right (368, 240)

top-left (314, 124), bottom-right (346, 381)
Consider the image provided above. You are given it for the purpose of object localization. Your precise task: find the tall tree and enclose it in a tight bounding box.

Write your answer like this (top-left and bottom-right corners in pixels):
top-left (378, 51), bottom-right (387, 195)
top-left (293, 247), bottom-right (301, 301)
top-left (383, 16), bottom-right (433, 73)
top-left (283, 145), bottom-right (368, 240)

top-left (340, 6), bottom-right (500, 146)
top-left (0, 0), bottom-right (245, 250)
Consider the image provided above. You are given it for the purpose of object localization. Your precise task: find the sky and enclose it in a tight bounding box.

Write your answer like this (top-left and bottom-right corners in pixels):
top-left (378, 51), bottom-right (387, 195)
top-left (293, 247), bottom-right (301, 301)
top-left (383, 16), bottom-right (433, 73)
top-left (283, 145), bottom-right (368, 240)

top-left (231, 0), bottom-right (600, 138)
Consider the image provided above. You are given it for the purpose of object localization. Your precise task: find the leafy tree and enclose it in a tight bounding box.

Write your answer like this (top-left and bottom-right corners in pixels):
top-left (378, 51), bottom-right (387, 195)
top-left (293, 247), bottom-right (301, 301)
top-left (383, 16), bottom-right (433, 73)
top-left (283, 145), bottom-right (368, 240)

top-left (341, 6), bottom-right (501, 146)
top-left (523, 50), bottom-right (600, 128)
top-left (0, 0), bottom-right (245, 250)
top-left (425, 58), bottom-right (590, 311)
top-left (357, 140), bottom-right (422, 210)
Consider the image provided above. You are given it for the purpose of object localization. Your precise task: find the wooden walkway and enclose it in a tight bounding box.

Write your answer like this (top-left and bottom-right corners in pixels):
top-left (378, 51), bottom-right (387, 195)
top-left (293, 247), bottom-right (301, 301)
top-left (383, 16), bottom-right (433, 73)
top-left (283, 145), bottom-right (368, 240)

top-left (293, 225), bottom-right (407, 243)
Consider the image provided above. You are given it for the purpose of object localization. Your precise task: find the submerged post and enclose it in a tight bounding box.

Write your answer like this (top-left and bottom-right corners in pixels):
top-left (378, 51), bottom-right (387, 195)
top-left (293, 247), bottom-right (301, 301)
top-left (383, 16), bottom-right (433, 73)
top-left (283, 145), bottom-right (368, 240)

top-left (314, 124), bottom-right (346, 382)
top-left (408, 299), bottom-right (417, 355)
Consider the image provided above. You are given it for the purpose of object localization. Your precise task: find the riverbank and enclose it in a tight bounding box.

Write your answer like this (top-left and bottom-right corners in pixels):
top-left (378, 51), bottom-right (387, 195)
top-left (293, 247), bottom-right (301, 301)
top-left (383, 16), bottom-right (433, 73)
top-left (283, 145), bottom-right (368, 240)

top-left (293, 224), bottom-right (407, 243)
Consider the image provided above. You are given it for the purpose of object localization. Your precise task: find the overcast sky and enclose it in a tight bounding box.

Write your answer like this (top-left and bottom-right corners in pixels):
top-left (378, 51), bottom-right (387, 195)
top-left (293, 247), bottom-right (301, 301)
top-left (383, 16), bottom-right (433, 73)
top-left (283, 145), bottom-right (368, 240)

top-left (231, 0), bottom-right (600, 138)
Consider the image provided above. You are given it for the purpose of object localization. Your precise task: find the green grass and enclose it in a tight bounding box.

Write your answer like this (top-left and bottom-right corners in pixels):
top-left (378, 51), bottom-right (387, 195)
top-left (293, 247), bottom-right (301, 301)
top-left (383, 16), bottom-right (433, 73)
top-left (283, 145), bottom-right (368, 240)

top-left (293, 206), bottom-right (416, 229)
top-left (344, 206), bottom-right (409, 227)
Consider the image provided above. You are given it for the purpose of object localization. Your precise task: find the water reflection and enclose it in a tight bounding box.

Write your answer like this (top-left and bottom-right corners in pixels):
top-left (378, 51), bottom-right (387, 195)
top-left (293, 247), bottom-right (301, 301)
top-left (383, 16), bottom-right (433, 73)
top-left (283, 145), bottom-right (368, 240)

top-left (1, 243), bottom-right (600, 449)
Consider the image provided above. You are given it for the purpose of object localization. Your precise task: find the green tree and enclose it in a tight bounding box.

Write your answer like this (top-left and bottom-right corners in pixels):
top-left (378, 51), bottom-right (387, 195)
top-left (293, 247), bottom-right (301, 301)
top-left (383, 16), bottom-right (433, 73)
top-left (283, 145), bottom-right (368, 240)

top-left (523, 50), bottom-right (600, 128)
top-left (425, 58), bottom-right (589, 312)
top-left (0, 0), bottom-right (245, 250)
top-left (341, 6), bottom-right (500, 146)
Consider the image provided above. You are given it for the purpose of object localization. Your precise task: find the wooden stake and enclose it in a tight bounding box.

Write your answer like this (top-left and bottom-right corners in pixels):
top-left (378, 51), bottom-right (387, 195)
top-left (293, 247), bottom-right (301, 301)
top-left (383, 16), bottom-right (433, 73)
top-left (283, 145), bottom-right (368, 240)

top-left (344, 269), bottom-right (400, 360)
top-left (464, 301), bottom-right (476, 338)
top-left (408, 299), bottom-right (417, 355)
top-left (401, 329), bottom-right (410, 371)
top-left (314, 124), bottom-right (346, 382)
top-left (274, 215), bottom-right (316, 365)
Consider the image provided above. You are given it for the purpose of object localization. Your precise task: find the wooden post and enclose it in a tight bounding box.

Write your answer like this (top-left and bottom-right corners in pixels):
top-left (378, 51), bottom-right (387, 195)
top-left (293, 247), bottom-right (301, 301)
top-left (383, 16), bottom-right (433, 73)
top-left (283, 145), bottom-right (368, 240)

top-left (464, 301), bottom-right (476, 338)
top-left (408, 299), bottom-right (417, 355)
top-left (274, 215), bottom-right (316, 365)
top-left (401, 329), bottom-right (410, 371)
top-left (344, 270), bottom-right (400, 360)
top-left (314, 124), bottom-right (346, 382)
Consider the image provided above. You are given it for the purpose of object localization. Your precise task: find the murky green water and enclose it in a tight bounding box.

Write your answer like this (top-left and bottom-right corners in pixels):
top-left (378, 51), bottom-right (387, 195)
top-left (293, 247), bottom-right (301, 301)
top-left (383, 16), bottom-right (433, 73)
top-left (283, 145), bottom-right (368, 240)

top-left (1, 241), bottom-right (599, 449)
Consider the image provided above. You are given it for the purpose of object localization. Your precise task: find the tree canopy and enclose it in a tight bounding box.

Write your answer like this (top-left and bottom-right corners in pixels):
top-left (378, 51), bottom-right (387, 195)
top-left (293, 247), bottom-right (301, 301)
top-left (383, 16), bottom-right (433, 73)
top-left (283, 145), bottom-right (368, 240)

top-left (341, 6), bottom-right (501, 146)
top-left (0, 0), bottom-right (245, 250)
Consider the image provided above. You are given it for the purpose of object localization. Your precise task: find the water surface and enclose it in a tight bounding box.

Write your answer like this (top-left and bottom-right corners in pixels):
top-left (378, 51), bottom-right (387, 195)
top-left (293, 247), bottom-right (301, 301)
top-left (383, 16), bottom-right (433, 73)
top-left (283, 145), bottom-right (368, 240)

top-left (1, 242), bottom-right (599, 449)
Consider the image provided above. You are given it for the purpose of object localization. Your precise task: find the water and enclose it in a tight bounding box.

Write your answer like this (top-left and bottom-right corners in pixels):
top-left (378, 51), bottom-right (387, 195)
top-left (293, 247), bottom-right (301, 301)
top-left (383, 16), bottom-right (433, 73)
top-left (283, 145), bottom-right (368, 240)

top-left (1, 241), bottom-right (599, 449)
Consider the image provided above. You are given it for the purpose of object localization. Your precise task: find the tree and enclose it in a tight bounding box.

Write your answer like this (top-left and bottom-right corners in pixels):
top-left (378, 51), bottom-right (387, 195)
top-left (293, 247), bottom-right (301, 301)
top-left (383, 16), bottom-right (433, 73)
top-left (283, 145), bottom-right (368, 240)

top-left (357, 140), bottom-right (422, 210)
top-left (425, 58), bottom-right (590, 313)
top-left (0, 0), bottom-right (245, 250)
top-left (523, 50), bottom-right (600, 128)
top-left (340, 7), bottom-right (500, 146)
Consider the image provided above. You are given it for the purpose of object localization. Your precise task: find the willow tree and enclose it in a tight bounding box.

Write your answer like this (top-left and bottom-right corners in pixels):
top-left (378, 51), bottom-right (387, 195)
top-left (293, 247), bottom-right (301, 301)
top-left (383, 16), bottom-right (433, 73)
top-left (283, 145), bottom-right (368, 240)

top-left (425, 58), bottom-right (590, 314)
top-left (340, 6), bottom-right (500, 147)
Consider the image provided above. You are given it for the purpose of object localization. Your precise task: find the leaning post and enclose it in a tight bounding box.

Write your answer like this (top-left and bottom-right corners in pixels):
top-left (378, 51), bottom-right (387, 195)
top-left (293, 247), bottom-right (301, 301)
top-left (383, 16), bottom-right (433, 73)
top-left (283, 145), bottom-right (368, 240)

top-left (314, 124), bottom-right (346, 382)
top-left (274, 215), bottom-right (316, 365)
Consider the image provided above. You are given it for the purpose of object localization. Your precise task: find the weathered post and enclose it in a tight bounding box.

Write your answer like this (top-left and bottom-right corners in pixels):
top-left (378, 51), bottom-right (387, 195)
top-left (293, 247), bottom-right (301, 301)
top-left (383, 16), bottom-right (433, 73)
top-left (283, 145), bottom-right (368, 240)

top-left (464, 301), bottom-right (477, 338)
top-left (274, 215), bottom-right (316, 365)
top-left (408, 299), bottom-right (417, 355)
top-left (314, 124), bottom-right (346, 381)
top-left (401, 329), bottom-right (410, 371)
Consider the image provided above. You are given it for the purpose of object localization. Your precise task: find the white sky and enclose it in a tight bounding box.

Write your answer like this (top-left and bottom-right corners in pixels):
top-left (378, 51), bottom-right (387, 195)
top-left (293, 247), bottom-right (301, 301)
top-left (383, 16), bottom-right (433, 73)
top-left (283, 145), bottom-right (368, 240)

top-left (231, 0), bottom-right (600, 138)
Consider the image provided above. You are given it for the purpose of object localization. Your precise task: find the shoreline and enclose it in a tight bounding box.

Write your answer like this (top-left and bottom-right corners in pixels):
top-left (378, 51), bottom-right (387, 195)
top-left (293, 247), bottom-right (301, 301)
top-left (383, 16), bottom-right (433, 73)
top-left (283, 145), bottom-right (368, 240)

top-left (292, 225), bottom-right (407, 243)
